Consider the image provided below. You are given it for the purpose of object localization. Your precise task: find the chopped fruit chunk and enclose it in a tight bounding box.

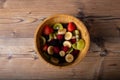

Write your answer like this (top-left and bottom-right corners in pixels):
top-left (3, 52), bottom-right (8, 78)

top-left (43, 25), bottom-right (53, 35)
top-left (58, 28), bottom-right (66, 34)
top-left (71, 50), bottom-right (79, 58)
top-left (65, 54), bottom-right (74, 63)
top-left (67, 22), bottom-right (76, 32)
top-left (57, 34), bottom-right (64, 40)
top-left (43, 44), bottom-right (48, 51)
top-left (72, 43), bottom-right (77, 50)
top-left (70, 37), bottom-right (76, 44)
top-left (77, 39), bottom-right (85, 50)
top-left (53, 23), bottom-right (63, 30)
top-left (47, 46), bottom-right (54, 55)
top-left (59, 51), bottom-right (65, 57)
top-left (40, 36), bottom-right (46, 46)
top-left (74, 30), bottom-right (80, 35)
top-left (48, 34), bottom-right (54, 41)
top-left (62, 46), bottom-right (69, 52)
top-left (63, 41), bottom-right (72, 48)
top-left (50, 57), bottom-right (59, 64)
top-left (65, 32), bottom-right (72, 40)
top-left (53, 46), bottom-right (60, 53)
top-left (66, 48), bottom-right (73, 54)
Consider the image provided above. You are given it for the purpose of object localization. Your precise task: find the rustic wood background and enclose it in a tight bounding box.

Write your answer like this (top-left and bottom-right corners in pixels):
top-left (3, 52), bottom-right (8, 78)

top-left (0, 0), bottom-right (120, 80)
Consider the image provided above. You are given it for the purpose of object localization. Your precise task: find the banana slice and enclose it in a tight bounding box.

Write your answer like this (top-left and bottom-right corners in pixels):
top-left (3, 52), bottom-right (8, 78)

top-left (63, 41), bottom-right (71, 48)
top-left (74, 30), bottom-right (80, 35)
top-left (58, 28), bottom-right (66, 34)
top-left (59, 50), bottom-right (65, 57)
top-left (65, 32), bottom-right (72, 40)
top-left (47, 46), bottom-right (54, 55)
top-left (65, 54), bottom-right (74, 63)
top-left (50, 57), bottom-right (59, 64)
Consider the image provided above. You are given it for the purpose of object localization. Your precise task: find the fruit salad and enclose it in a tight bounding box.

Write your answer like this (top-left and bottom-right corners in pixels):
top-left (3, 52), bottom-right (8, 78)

top-left (40, 22), bottom-right (85, 66)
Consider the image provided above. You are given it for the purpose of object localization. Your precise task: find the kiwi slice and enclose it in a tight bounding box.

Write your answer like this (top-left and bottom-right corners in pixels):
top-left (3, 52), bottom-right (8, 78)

top-left (77, 39), bottom-right (85, 50)
top-left (48, 33), bottom-right (54, 41)
top-left (72, 43), bottom-right (77, 50)
top-left (53, 23), bottom-right (63, 30)
top-left (72, 39), bottom-right (85, 50)
top-left (40, 36), bottom-right (46, 46)
top-left (66, 48), bottom-right (73, 54)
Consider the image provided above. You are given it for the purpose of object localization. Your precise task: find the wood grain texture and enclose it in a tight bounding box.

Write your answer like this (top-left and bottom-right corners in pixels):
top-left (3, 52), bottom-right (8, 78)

top-left (0, 0), bottom-right (120, 79)
top-left (0, 56), bottom-right (102, 80)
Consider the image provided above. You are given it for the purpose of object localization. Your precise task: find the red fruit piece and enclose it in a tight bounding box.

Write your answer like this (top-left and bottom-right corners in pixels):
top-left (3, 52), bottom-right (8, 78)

top-left (62, 46), bottom-right (69, 52)
top-left (67, 22), bottom-right (76, 32)
top-left (43, 44), bottom-right (48, 51)
top-left (43, 25), bottom-right (53, 35)
top-left (57, 34), bottom-right (64, 40)
top-left (71, 50), bottom-right (79, 57)
top-left (70, 38), bottom-right (76, 44)
top-left (53, 46), bottom-right (60, 53)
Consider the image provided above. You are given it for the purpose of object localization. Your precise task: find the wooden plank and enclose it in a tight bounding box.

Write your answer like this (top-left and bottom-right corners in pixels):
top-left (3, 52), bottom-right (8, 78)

top-left (100, 57), bottom-right (120, 80)
top-left (0, 56), bottom-right (102, 80)
top-left (78, 0), bottom-right (120, 16)
top-left (0, 17), bottom-right (120, 38)
top-left (105, 38), bottom-right (120, 52)
top-left (0, 38), bottom-right (119, 55)
top-left (91, 21), bottom-right (119, 37)
top-left (0, 0), bottom-right (119, 79)
top-left (0, 38), bottom-right (34, 55)
top-left (0, 0), bottom-right (119, 38)
top-left (0, 0), bottom-right (78, 15)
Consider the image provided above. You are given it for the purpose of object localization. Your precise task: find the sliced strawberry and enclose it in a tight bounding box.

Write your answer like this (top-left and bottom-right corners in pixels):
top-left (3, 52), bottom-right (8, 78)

top-left (43, 44), bottom-right (48, 51)
top-left (56, 34), bottom-right (64, 40)
top-left (62, 46), bottom-right (69, 52)
top-left (43, 25), bottom-right (53, 35)
top-left (53, 46), bottom-right (60, 53)
top-left (67, 22), bottom-right (76, 32)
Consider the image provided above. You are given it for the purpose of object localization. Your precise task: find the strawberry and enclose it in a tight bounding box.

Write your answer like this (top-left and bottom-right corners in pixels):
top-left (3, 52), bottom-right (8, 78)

top-left (57, 34), bottom-right (64, 40)
top-left (62, 46), bottom-right (69, 52)
top-left (43, 44), bottom-right (48, 51)
top-left (43, 25), bottom-right (53, 35)
top-left (53, 46), bottom-right (60, 53)
top-left (67, 22), bottom-right (76, 32)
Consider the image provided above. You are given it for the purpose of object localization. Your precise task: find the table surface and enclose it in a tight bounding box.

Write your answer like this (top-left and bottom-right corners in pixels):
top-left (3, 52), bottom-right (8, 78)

top-left (0, 0), bottom-right (120, 80)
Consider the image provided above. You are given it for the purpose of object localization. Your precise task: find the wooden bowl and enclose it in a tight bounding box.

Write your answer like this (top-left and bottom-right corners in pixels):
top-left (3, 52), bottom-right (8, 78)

top-left (34, 14), bottom-right (90, 68)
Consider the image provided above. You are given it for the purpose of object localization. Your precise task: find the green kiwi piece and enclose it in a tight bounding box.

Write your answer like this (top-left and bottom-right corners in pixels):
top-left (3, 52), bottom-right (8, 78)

top-left (77, 39), bottom-right (85, 50)
top-left (72, 43), bottom-right (77, 50)
top-left (48, 33), bottom-right (54, 41)
top-left (53, 23), bottom-right (63, 30)
top-left (40, 36), bottom-right (46, 46)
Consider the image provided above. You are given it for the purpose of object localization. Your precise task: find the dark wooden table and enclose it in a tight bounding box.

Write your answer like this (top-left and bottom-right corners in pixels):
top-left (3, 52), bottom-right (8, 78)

top-left (0, 0), bottom-right (120, 80)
